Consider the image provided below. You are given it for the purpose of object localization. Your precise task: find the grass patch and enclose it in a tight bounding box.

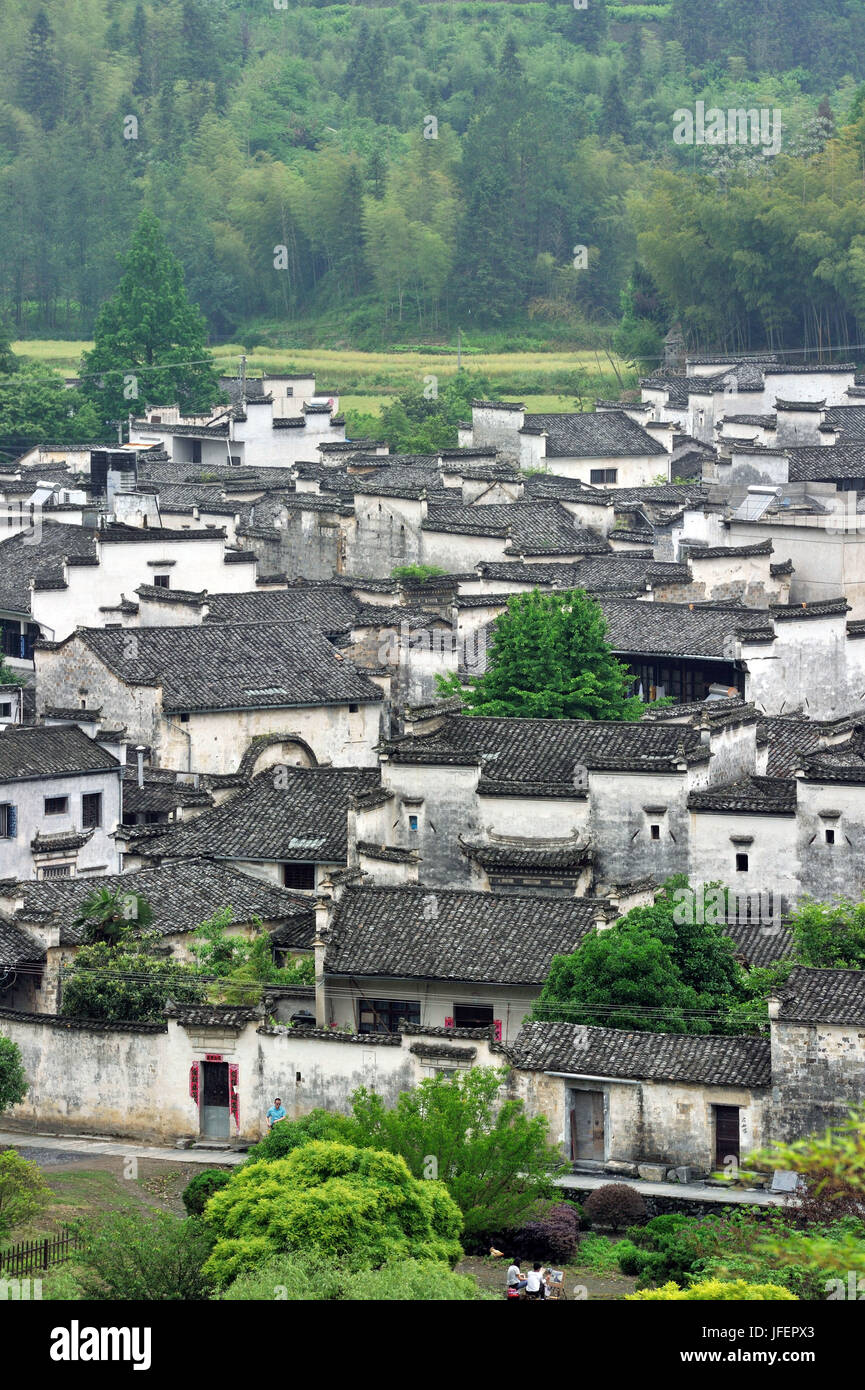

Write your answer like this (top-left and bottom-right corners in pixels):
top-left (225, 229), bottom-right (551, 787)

top-left (577, 1233), bottom-right (628, 1275)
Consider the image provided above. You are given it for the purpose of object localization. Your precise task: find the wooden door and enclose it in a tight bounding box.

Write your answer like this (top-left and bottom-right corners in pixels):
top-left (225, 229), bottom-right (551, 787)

top-left (715, 1105), bottom-right (740, 1169)
top-left (201, 1061), bottom-right (230, 1139)
top-left (570, 1090), bottom-right (605, 1161)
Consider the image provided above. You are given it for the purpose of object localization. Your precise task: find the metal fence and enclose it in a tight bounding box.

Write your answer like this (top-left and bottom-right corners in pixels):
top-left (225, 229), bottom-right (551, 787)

top-left (0, 1227), bottom-right (84, 1279)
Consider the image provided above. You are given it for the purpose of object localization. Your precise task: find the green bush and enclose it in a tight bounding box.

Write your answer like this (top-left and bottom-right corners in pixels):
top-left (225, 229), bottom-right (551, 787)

top-left (244, 1109), bottom-right (361, 1164)
top-left (0, 1149), bottom-right (50, 1240)
top-left (628, 1279), bottom-right (798, 1301)
top-left (75, 1211), bottom-right (215, 1300)
top-left (182, 1169), bottom-right (232, 1216)
top-left (221, 1255), bottom-right (493, 1301)
top-left (203, 1141), bottom-right (464, 1287)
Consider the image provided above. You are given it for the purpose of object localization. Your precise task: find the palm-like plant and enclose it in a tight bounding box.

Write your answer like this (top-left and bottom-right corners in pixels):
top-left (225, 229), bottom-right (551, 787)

top-left (72, 887), bottom-right (153, 945)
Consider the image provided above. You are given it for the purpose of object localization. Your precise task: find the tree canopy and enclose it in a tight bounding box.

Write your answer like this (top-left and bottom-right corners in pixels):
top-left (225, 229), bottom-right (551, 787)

top-left (80, 211), bottom-right (222, 422)
top-left (439, 587), bottom-right (645, 721)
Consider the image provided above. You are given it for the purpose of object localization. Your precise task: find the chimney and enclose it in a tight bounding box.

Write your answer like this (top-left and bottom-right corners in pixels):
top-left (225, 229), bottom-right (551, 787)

top-left (313, 894), bottom-right (332, 1027)
top-left (767, 995), bottom-right (781, 1020)
top-left (136, 745), bottom-right (146, 789)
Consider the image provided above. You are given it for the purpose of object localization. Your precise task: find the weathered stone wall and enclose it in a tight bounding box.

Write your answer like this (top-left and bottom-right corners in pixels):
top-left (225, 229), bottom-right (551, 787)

top-left (770, 1018), bottom-right (865, 1143)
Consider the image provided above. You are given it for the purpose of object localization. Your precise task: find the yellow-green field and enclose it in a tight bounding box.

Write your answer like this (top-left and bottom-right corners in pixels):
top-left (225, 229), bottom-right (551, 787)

top-left (14, 341), bottom-right (632, 403)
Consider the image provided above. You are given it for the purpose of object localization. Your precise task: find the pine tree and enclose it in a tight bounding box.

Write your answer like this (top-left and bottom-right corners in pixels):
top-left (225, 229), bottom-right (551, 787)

top-left (600, 75), bottom-right (634, 142)
top-left (19, 10), bottom-right (62, 131)
top-left (81, 212), bottom-right (222, 423)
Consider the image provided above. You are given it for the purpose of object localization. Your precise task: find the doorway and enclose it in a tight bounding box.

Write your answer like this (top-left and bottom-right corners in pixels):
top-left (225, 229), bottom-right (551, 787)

top-left (714, 1105), bottom-right (741, 1169)
top-left (201, 1061), bottom-right (230, 1139)
top-left (569, 1089), bottom-right (605, 1161)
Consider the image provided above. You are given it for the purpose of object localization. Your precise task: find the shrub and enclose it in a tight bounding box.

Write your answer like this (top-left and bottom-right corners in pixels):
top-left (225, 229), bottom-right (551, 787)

top-left (221, 1255), bottom-right (494, 1301)
top-left (182, 1169), bottom-right (232, 1216)
top-left (203, 1141), bottom-right (464, 1287)
top-left (75, 1211), bottom-right (215, 1300)
top-left (244, 1109), bottom-right (360, 1164)
top-left (0, 1037), bottom-right (27, 1116)
top-left (627, 1279), bottom-right (798, 1301)
top-left (583, 1183), bottom-right (647, 1232)
top-left (0, 1149), bottom-right (50, 1240)
top-left (577, 1233), bottom-right (629, 1274)
top-left (510, 1202), bottom-right (580, 1263)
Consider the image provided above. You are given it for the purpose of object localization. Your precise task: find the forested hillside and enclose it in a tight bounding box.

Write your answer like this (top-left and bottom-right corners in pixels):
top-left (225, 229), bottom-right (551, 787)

top-left (3, 0), bottom-right (865, 354)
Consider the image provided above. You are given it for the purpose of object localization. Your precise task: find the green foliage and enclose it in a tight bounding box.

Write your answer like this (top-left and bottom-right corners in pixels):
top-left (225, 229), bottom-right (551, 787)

top-left (80, 211), bottom-right (222, 423)
top-left (244, 1109), bottom-right (361, 1165)
top-left (182, 1169), bottom-right (232, 1217)
top-left (189, 909), bottom-right (313, 1004)
top-left (0, 1036), bottom-right (27, 1115)
top-left (221, 1254), bottom-right (492, 1301)
top-left (627, 1278), bottom-right (797, 1300)
top-left (577, 1233), bottom-right (627, 1274)
top-left (786, 898), bottom-right (865, 968)
top-left (203, 1142), bottom-right (463, 1286)
top-left (0, 1149), bottom-right (50, 1240)
top-left (0, 365), bottom-right (103, 458)
top-left (75, 1211), bottom-right (215, 1301)
top-left (60, 932), bottom-right (205, 1023)
top-left (534, 877), bottom-right (750, 1033)
top-left (391, 564), bottom-right (448, 583)
top-left (361, 371), bottom-right (490, 453)
top-left (350, 1068), bottom-right (561, 1234)
top-left (440, 588), bottom-right (645, 721)
top-left (72, 888), bottom-right (153, 945)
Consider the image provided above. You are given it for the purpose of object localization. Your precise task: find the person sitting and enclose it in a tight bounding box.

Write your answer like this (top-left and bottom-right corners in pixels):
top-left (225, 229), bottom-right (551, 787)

top-left (506, 1259), bottom-right (527, 1297)
top-left (524, 1263), bottom-right (546, 1299)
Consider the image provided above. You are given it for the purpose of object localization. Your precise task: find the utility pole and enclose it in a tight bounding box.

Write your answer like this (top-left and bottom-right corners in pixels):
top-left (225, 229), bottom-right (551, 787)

top-left (240, 353), bottom-right (247, 405)
top-left (457, 328), bottom-right (462, 372)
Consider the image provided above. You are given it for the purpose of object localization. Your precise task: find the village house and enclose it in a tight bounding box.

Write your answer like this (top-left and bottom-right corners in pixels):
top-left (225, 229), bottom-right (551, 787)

top-left (459, 402), bottom-right (671, 487)
top-left (0, 723), bottom-right (124, 883)
top-left (122, 763), bottom-right (380, 892)
top-left (33, 621), bottom-right (385, 774)
top-left (0, 857), bottom-right (314, 1014)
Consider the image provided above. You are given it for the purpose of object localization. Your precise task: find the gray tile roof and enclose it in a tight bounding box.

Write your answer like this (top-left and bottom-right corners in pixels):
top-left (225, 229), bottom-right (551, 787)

top-left (72, 622), bottom-right (383, 712)
top-left (522, 474), bottom-right (613, 504)
top-left (0, 724), bottom-right (120, 782)
top-left (325, 885), bottom-right (601, 985)
top-left (204, 587), bottom-right (361, 629)
top-left (599, 599), bottom-right (774, 659)
top-left (510, 1021), bottom-right (771, 1086)
top-left (520, 410), bottom-right (668, 459)
top-left (786, 445), bottom-right (865, 481)
top-left (386, 714), bottom-right (709, 784)
top-left (11, 858), bottom-right (313, 943)
top-left (423, 501), bottom-right (609, 554)
top-left (138, 766), bottom-right (379, 865)
top-left (777, 967), bottom-right (865, 1025)
top-left (759, 717), bottom-right (824, 777)
top-left (822, 406), bottom-right (865, 437)
top-left (0, 918), bottom-right (45, 967)
top-left (723, 919), bottom-right (793, 968)
top-left (687, 776), bottom-right (796, 816)
top-left (0, 520), bottom-right (98, 614)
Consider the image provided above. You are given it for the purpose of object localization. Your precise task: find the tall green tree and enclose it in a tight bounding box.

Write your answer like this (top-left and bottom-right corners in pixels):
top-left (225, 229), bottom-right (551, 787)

top-left (81, 211), bottom-right (223, 423)
top-left (439, 588), bottom-right (645, 721)
top-left (0, 1036), bottom-right (27, 1116)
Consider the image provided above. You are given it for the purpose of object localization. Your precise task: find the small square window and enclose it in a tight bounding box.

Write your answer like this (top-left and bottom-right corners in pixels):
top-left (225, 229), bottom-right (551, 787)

top-left (825, 828), bottom-right (835, 845)
top-left (348, 703), bottom-right (359, 713)
top-left (650, 824), bottom-right (660, 840)
top-left (44, 796), bottom-right (68, 816)
top-left (153, 574), bottom-right (170, 589)
top-left (283, 862), bottom-right (316, 890)
top-left (408, 815), bottom-right (419, 831)
top-left (0, 702), bottom-right (11, 718)
top-left (735, 852), bottom-right (749, 872)
top-left (179, 712), bottom-right (190, 723)
top-left (82, 792), bottom-right (102, 829)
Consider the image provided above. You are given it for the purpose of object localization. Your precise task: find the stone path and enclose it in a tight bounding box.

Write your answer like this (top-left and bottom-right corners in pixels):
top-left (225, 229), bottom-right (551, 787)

top-left (0, 1129), bottom-right (248, 1165)
top-left (556, 1171), bottom-right (784, 1206)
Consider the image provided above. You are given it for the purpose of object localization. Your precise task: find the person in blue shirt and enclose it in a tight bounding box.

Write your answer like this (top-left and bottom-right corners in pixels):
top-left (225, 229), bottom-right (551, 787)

top-left (266, 1097), bottom-right (287, 1130)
